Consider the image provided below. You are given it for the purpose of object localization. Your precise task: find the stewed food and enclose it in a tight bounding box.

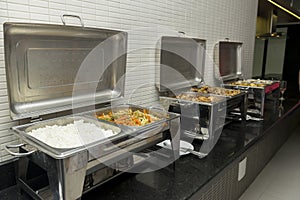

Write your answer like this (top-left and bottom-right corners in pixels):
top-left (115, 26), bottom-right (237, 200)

top-left (191, 85), bottom-right (241, 96)
top-left (96, 109), bottom-right (160, 126)
top-left (229, 79), bottom-right (274, 87)
top-left (176, 93), bottom-right (223, 103)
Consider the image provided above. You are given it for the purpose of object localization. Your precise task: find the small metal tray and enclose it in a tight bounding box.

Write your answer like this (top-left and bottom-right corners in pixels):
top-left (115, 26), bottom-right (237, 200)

top-left (177, 92), bottom-right (226, 103)
top-left (223, 79), bottom-right (280, 93)
top-left (91, 104), bottom-right (175, 134)
top-left (190, 86), bottom-right (244, 98)
top-left (12, 116), bottom-right (125, 159)
top-left (160, 92), bottom-right (226, 107)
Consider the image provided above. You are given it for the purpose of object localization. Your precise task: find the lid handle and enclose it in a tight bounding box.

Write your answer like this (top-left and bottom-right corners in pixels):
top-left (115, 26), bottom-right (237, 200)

top-left (61, 14), bottom-right (84, 27)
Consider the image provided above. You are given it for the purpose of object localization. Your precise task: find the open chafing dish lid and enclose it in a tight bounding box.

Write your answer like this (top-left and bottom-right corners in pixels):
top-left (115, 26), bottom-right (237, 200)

top-left (214, 41), bottom-right (243, 82)
top-left (4, 22), bottom-right (127, 120)
top-left (158, 36), bottom-right (206, 92)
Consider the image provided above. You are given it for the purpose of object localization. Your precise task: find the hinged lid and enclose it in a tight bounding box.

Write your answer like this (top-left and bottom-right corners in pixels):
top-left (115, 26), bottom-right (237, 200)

top-left (214, 41), bottom-right (242, 81)
top-left (157, 36), bottom-right (206, 92)
top-left (4, 22), bottom-right (127, 120)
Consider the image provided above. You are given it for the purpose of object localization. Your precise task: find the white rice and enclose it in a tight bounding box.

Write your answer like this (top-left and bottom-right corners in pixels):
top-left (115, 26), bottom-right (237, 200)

top-left (27, 120), bottom-right (116, 149)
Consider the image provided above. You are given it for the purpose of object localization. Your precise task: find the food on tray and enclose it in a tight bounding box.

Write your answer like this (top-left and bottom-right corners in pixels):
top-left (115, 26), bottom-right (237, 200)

top-left (176, 93), bottom-right (222, 103)
top-left (191, 85), bottom-right (241, 96)
top-left (229, 79), bottom-right (274, 87)
top-left (27, 120), bottom-right (117, 149)
top-left (230, 81), bottom-right (265, 87)
top-left (96, 109), bottom-right (160, 126)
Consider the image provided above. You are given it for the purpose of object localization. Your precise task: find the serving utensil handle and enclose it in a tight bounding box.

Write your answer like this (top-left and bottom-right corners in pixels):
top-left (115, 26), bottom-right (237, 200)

top-left (181, 147), bottom-right (207, 158)
top-left (4, 143), bottom-right (36, 157)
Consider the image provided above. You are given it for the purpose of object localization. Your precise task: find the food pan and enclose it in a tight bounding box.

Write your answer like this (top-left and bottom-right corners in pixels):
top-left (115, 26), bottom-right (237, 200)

top-left (11, 116), bottom-right (123, 159)
top-left (225, 79), bottom-right (280, 93)
top-left (190, 86), bottom-right (242, 97)
top-left (92, 104), bottom-right (174, 138)
top-left (175, 92), bottom-right (226, 105)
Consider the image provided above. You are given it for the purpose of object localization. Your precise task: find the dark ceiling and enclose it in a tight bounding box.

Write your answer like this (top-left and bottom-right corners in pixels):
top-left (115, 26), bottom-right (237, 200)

top-left (258, 0), bottom-right (300, 24)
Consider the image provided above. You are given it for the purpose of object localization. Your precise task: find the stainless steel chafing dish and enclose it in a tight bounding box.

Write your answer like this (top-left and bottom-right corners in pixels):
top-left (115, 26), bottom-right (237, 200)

top-left (157, 36), bottom-right (247, 154)
top-left (214, 41), bottom-right (280, 117)
top-left (3, 17), bottom-right (180, 200)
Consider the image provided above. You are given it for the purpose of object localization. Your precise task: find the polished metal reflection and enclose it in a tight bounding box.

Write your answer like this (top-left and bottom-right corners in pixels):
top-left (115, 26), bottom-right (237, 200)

top-left (158, 36), bottom-right (206, 92)
top-left (4, 22), bottom-right (127, 120)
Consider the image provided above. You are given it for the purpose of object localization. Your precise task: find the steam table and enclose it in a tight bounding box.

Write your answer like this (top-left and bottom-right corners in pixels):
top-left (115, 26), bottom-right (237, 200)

top-left (0, 99), bottom-right (299, 200)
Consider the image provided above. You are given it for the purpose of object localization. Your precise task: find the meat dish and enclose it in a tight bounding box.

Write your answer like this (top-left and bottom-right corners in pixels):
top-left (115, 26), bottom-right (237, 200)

top-left (229, 79), bottom-right (274, 87)
top-left (191, 85), bottom-right (241, 96)
top-left (176, 93), bottom-right (223, 103)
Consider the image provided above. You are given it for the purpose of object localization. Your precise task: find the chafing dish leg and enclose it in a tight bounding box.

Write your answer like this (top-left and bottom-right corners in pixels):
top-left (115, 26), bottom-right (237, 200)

top-left (47, 159), bottom-right (63, 199)
top-left (240, 93), bottom-right (248, 123)
top-left (169, 117), bottom-right (181, 166)
top-left (197, 104), bottom-right (222, 157)
top-left (16, 157), bottom-right (29, 181)
top-left (47, 151), bottom-right (88, 200)
top-left (254, 89), bottom-right (265, 118)
top-left (260, 92), bottom-right (265, 117)
top-left (15, 156), bottom-right (29, 195)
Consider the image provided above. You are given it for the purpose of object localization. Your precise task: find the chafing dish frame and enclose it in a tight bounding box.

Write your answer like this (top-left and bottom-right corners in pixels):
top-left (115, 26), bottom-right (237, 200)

top-left (157, 37), bottom-right (247, 145)
top-left (214, 41), bottom-right (280, 117)
top-left (222, 81), bottom-right (280, 117)
top-left (3, 18), bottom-right (181, 200)
top-left (10, 106), bottom-right (180, 200)
top-left (159, 90), bottom-right (247, 140)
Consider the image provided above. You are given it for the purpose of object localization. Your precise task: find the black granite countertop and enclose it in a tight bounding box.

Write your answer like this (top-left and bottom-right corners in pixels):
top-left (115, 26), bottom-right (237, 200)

top-left (81, 124), bottom-right (258, 200)
top-left (81, 100), bottom-right (299, 200)
top-left (0, 100), bottom-right (298, 200)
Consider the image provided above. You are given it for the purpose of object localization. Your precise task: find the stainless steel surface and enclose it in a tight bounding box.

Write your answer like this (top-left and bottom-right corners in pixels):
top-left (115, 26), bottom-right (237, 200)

top-left (157, 37), bottom-right (247, 148)
top-left (16, 150), bottom-right (89, 200)
top-left (159, 89), bottom-right (247, 132)
top-left (12, 116), bottom-right (122, 159)
top-left (4, 22), bottom-right (127, 120)
top-left (160, 94), bottom-right (226, 106)
top-left (179, 90), bottom-right (246, 103)
top-left (214, 41), bottom-right (243, 81)
top-left (14, 112), bottom-right (180, 199)
top-left (94, 104), bottom-right (175, 130)
top-left (157, 36), bottom-right (206, 92)
top-left (61, 14), bottom-right (84, 27)
top-left (5, 21), bottom-right (181, 200)
top-left (12, 107), bottom-right (180, 200)
top-left (160, 96), bottom-right (223, 142)
top-left (61, 151), bottom-right (89, 200)
top-left (214, 40), bottom-right (280, 117)
top-left (13, 109), bottom-right (172, 159)
top-left (4, 144), bottom-right (36, 157)
top-left (90, 104), bottom-right (181, 161)
top-left (223, 80), bottom-right (280, 117)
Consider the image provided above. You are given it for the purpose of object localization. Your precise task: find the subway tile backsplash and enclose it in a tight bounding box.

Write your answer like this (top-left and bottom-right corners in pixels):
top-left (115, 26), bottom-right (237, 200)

top-left (0, 0), bottom-right (258, 163)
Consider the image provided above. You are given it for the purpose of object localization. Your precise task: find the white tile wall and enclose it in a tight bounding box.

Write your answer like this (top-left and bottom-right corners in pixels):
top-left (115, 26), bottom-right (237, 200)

top-left (0, 0), bottom-right (258, 163)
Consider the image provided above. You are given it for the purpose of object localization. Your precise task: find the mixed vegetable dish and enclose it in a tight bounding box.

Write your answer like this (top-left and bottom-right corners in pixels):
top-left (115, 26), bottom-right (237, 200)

top-left (96, 109), bottom-right (160, 126)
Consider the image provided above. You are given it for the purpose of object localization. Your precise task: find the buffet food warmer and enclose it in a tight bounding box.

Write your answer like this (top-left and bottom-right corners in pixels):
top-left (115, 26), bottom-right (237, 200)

top-left (214, 41), bottom-right (280, 117)
top-left (157, 36), bottom-right (247, 148)
top-left (3, 18), bottom-right (180, 200)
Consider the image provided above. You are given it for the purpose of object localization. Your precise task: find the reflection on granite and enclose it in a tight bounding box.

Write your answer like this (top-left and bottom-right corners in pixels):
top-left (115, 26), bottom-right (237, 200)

top-left (82, 100), bottom-right (298, 200)
top-left (0, 186), bottom-right (31, 200)
top-left (82, 122), bottom-right (251, 200)
top-left (0, 100), bottom-right (298, 200)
